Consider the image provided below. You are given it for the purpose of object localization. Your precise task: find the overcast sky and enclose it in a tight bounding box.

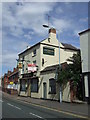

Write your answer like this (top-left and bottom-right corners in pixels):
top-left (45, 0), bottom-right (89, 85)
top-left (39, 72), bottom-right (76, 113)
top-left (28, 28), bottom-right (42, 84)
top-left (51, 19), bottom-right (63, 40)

top-left (1, 1), bottom-right (88, 76)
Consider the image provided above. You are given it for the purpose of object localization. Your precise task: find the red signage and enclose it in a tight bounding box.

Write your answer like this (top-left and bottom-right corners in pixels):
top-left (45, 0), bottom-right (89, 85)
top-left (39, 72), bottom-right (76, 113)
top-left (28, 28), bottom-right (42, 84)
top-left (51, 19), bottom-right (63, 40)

top-left (28, 64), bottom-right (37, 72)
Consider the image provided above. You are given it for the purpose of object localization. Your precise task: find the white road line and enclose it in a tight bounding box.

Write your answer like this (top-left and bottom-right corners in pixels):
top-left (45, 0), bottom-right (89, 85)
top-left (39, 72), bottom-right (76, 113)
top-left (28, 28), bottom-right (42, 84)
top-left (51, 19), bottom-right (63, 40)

top-left (29, 112), bottom-right (43, 119)
top-left (7, 103), bottom-right (21, 110)
top-left (14, 106), bottom-right (21, 110)
top-left (7, 103), bottom-right (14, 107)
top-left (0, 100), bottom-right (3, 103)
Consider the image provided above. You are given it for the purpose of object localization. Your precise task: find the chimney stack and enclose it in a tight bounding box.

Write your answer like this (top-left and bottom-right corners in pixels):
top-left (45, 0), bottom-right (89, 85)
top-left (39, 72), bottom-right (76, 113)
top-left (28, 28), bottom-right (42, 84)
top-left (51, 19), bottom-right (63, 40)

top-left (48, 28), bottom-right (56, 39)
top-left (8, 70), bottom-right (11, 75)
top-left (49, 28), bottom-right (56, 34)
top-left (13, 68), bottom-right (16, 72)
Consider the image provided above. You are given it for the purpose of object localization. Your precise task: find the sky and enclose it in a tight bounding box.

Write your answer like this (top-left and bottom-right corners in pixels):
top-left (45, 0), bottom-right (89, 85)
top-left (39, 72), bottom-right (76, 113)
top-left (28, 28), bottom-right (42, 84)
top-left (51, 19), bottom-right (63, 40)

top-left (0, 1), bottom-right (88, 77)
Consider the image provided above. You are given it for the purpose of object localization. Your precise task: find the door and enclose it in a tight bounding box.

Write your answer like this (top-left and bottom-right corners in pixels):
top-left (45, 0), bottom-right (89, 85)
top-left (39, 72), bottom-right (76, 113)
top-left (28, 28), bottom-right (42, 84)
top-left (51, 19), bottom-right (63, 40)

top-left (28, 80), bottom-right (31, 97)
top-left (43, 82), bottom-right (47, 99)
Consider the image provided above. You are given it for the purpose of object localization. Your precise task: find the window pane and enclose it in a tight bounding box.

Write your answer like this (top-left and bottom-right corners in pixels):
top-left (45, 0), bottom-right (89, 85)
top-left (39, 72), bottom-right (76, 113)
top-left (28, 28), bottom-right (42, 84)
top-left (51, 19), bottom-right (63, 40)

top-left (31, 79), bottom-right (38, 92)
top-left (49, 79), bottom-right (56, 94)
top-left (20, 80), bottom-right (26, 91)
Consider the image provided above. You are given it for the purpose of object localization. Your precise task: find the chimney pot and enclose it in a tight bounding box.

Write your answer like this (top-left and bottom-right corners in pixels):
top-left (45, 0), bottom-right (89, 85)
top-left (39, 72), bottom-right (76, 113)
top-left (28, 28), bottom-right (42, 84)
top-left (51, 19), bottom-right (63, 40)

top-left (49, 28), bottom-right (56, 34)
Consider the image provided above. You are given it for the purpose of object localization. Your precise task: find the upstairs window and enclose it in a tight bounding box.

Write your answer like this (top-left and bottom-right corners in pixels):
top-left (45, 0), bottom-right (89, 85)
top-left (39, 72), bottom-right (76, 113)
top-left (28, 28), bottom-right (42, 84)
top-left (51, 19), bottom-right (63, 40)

top-left (42, 58), bottom-right (44, 66)
top-left (32, 49), bottom-right (36, 57)
top-left (33, 60), bottom-right (36, 65)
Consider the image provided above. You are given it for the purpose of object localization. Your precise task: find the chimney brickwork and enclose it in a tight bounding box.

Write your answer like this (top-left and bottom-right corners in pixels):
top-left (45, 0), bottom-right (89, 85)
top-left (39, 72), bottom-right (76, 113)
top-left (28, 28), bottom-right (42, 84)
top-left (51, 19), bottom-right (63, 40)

top-left (49, 28), bottom-right (56, 34)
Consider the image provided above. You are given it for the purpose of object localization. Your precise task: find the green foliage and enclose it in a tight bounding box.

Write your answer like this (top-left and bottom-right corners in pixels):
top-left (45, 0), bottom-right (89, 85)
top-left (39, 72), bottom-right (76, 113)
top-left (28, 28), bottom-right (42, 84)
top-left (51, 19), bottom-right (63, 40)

top-left (57, 50), bottom-right (83, 100)
top-left (57, 51), bottom-right (82, 87)
top-left (57, 66), bottom-right (69, 86)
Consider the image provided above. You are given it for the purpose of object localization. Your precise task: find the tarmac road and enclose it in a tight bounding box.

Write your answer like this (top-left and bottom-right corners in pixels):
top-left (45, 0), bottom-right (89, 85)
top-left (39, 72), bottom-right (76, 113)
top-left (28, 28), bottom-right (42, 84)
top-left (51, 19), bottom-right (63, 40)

top-left (1, 95), bottom-right (88, 120)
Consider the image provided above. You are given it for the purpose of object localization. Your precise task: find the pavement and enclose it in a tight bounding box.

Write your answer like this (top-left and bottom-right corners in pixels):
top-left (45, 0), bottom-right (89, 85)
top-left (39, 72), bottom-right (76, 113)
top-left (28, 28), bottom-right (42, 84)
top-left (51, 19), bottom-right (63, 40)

top-left (2, 92), bottom-right (89, 119)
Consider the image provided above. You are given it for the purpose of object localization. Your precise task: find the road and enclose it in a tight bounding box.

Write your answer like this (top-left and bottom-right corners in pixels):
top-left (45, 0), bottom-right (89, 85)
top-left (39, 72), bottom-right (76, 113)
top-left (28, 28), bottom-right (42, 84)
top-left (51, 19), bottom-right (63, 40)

top-left (1, 95), bottom-right (87, 120)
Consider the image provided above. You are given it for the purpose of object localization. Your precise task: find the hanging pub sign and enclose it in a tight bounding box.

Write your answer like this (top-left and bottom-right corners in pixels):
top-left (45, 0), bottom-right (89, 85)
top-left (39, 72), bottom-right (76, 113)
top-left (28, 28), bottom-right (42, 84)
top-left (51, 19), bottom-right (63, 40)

top-left (28, 64), bottom-right (37, 72)
top-left (18, 62), bottom-right (22, 69)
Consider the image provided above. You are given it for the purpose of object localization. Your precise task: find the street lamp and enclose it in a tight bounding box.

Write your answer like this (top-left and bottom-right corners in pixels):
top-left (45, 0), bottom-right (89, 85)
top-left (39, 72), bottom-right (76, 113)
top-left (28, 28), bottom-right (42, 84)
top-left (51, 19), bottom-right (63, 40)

top-left (43, 24), bottom-right (62, 103)
top-left (43, 24), bottom-right (49, 28)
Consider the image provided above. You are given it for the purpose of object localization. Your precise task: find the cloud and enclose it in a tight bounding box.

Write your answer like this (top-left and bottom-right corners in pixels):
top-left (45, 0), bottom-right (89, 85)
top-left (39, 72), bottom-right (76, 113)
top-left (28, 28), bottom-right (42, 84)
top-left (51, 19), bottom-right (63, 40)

top-left (2, 2), bottom-right (88, 75)
top-left (2, 2), bottom-right (55, 37)
top-left (52, 18), bottom-right (71, 32)
top-left (2, 38), bottom-right (29, 68)
top-left (24, 34), bottom-right (32, 40)
top-left (79, 17), bottom-right (88, 22)
top-left (2, 2), bottom-right (57, 71)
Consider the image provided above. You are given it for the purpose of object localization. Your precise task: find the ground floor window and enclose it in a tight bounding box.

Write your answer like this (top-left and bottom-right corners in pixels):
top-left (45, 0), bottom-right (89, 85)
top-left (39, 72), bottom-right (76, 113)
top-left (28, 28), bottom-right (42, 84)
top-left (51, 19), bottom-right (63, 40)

top-left (49, 78), bottom-right (56, 94)
top-left (31, 78), bottom-right (38, 92)
top-left (20, 80), bottom-right (26, 91)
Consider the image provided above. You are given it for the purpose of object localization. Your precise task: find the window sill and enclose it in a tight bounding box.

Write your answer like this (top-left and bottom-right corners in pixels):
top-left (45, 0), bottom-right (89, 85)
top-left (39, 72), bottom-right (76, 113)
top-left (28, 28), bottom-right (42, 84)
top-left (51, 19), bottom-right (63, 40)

top-left (48, 92), bottom-right (56, 94)
top-left (32, 54), bottom-right (36, 57)
top-left (31, 91), bottom-right (38, 93)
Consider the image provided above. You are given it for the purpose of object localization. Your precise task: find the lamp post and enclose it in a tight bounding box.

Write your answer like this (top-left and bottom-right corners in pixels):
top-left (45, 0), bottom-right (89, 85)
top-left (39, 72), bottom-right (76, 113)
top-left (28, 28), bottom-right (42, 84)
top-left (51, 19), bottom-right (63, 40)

top-left (43, 25), bottom-right (62, 103)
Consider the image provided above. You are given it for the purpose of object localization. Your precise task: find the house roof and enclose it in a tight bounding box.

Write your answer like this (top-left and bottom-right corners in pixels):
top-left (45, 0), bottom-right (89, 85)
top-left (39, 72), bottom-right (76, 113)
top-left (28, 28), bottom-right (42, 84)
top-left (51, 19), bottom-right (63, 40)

top-left (61, 43), bottom-right (78, 50)
top-left (79, 28), bottom-right (90, 35)
top-left (8, 70), bottom-right (18, 78)
top-left (18, 41), bottom-right (78, 56)
top-left (18, 38), bottom-right (48, 56)
top-left (40, 62), bottom-right (67, 73)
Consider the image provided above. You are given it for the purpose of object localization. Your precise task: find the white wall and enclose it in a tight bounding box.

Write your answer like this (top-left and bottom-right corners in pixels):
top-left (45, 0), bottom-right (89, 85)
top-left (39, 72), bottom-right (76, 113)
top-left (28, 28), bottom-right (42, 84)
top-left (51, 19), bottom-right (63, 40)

top-left (19, 44), bottom-right (40, 74)
top-left (40, 33), bottom-right (77, 70)
top-left (80, 32), bottom-right (89, 72)
top-left (88, 31), bottom-right (90, 71)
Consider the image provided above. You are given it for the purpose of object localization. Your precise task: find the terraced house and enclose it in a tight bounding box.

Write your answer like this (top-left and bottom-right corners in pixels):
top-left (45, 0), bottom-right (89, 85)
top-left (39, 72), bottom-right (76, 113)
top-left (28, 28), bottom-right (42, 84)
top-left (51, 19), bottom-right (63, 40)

top-left (18, 28), bottom-right (78, 102)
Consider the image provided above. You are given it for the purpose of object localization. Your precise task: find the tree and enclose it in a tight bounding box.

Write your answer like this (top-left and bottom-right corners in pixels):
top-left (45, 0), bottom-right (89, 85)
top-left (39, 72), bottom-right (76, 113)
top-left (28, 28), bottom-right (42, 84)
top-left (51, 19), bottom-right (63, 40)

top-left (57, 50), bottom-right (83, 100)
top-left (67, 50), bottom-right (82, 86)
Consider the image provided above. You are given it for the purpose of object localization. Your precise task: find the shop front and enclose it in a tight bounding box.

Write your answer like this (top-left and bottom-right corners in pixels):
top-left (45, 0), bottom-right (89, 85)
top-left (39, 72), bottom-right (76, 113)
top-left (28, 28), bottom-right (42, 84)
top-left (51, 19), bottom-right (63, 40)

top-left (19, 73), bottom-right (33, 96)
top-left (19, 72), bottom-right (39, 97)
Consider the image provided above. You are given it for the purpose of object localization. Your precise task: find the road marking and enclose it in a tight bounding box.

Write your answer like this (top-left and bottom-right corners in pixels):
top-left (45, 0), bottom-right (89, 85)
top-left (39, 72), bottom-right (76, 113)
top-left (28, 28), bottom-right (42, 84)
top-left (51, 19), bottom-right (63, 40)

top-left (0, 100), bottom-right (3, 103)
top-left (19, 100), bottom-right (88, 119)
top-left (7, 103), bottom-right (21, 110)
top-left (7, 103), bottom-right (14, 107)
top-left (14, 106), bottom-right (21, 110)
top-left (29, 112), bottom-right (43, 119)
top-left (16, 98), bottom-right (88, 119)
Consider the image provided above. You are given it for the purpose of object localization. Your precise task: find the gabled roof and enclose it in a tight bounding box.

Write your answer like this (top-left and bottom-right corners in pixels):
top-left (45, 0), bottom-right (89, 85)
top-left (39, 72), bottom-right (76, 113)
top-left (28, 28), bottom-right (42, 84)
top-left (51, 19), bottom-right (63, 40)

top-left (40, 62), bottom-right (67, 73)
top-left (18, 41), bottom-right (78, 56)
top-left (18, 38), bottom-right (47, 56)
top-left (79, 28), bottom-right (90, 35)
top-left (61, 43), bottom-right (78, 50)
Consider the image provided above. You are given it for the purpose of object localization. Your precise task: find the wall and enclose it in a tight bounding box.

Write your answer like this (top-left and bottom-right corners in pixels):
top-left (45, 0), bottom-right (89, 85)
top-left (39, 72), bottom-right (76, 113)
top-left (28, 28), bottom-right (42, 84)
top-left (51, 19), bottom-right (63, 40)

top-left (62, 82), bottom-right (70, 102)
top-left (88, 31), bottom-right (90, 72)
top-left (40, 71), bottom-right (71, 102)
top-left (80, 32), bottom-right (89, 72)
top-left (19, 44), bottom-right (40, 75)
top-left (40, 43), bottom-right (77, 71)
top-left (40, 71), bottom-right (56, 99)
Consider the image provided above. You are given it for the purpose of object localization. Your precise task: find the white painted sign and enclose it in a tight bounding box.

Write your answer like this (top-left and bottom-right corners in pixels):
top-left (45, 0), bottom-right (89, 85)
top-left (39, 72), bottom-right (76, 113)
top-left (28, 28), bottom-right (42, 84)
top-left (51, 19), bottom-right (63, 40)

top-left (28, 64), bottom-right (37, 72)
